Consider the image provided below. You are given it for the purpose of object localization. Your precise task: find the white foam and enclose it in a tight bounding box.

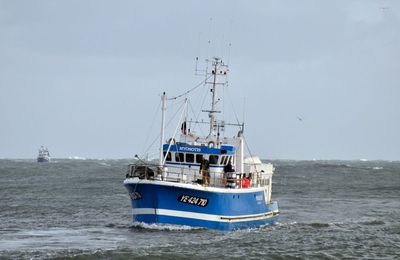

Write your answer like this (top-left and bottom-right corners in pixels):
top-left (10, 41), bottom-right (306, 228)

top-left (98, 162), bottom-right (111, 167)
top-left (131, 221), bottom-right (204, 231)
top-left (68, 156), bottom-right (87, 160)
top-left (372, 166), bottom-right (383, 170)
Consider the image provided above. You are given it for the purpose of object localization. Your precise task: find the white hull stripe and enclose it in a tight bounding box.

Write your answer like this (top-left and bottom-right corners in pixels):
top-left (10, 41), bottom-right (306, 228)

top-left (132, 208), bottom-right (279, 223)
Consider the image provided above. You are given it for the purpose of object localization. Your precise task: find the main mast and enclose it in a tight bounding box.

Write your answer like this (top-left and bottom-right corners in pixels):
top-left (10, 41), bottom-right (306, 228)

top-left (209, 60), bottom-right (218, 135)
top-left (204, 57), bottom-right (228, 137)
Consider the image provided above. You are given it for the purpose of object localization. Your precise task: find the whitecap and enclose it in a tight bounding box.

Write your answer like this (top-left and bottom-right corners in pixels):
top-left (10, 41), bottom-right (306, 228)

top-left (130, 221), bottom-right (204, 231)
top-left (68, 156), bottom-right (87, 160)
top-left (98, 162), bottom-right (111, 167)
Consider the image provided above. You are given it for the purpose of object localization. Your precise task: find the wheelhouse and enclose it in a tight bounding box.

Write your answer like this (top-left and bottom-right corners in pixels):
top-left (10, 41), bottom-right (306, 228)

top-left (162, 142), bottom-right (235, 167)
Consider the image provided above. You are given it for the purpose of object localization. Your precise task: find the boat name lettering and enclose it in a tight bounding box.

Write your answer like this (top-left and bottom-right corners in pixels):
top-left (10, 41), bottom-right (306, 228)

top-left (178, 195), bottom-right (208, 207)
top-left (130, 191), bottom-right (142, 200)
top-left (178, 147), bottom-right (202, 152)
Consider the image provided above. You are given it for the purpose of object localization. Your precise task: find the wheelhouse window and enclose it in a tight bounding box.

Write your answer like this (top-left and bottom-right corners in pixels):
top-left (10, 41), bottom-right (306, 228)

top-left (175, 152), bottom-right (184, 162)
top-left (163, 151), bottom-right (171, 161)
top-left (196, 154), bottom-right (203, 164)
top-left (209, 155), bottom-right (219, 165)
top-left (221, 156), bottom-right (228, 165)
top-left (186, 153), bottom-right (194, 163)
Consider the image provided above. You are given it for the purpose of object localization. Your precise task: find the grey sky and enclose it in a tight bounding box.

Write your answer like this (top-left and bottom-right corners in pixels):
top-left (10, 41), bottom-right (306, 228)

top-left (1, 0), bottom-right (399, 160)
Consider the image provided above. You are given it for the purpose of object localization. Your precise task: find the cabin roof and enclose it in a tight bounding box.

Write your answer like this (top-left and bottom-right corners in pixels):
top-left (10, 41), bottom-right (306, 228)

top-left (163, 142), bottom-right (235, 155)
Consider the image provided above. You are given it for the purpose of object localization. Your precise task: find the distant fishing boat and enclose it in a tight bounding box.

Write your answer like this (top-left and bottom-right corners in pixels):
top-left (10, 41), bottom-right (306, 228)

top-left (124, 57), bottom-right (279, 231)
top-left (37, 146), bottom-right (50, 163)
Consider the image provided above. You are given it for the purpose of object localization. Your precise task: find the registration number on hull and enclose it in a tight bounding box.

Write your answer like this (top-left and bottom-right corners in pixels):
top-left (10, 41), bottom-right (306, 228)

top-left (178, 195), bottom-right (208, 207)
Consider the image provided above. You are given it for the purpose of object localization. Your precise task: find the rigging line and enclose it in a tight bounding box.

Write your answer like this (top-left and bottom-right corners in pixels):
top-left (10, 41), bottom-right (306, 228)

top-left (242, 134), bottom-right (260, 174)
top-left (140, 99), bottom-right (162, 156)
top-left (225, 87), bottom-right (242, 126)
top-left (165, 99), bottom-right (185, 128)
top-left (189, 79), bottom-right (207, 115)
top-left (188, 98), bottom-right (205, 137)
top-left (192, 84), bottom-right (209, 136)
top-left (168, 74), bottom-right (213, 101)
top-left (162, 101), bottom-right (187, 165)
top-left (145, 151), bottom-right (159, 159)
top-left (141, 100), bottom-right (185, 158)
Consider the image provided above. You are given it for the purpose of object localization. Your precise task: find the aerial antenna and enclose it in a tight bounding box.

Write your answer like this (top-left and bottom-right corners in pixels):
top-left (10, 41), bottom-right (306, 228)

top-left (220, 34), bottom-right (225, 61)
top-left (206, 17), bottom-right (213, 59)
top-left (227, 20), bottom-right (233, 65)
top-left (194, 32), bottom-right (202, 75)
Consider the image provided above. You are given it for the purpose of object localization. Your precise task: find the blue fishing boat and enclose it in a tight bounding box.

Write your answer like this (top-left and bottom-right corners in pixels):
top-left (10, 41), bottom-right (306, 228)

top-left (124, 57), bottom-right (279, 231)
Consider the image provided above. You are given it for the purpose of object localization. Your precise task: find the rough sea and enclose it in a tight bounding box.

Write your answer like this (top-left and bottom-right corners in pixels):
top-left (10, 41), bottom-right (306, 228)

top-left (0, 159), bottom-right (399, 259)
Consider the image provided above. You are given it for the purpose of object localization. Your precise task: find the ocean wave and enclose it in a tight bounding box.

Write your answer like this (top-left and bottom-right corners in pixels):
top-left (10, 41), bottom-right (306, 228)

top-left (98, 162), bottom-right (111, 167)
top-left (309, 222), bottom-right (330, 228)
top-left (359, 220), bottom-right (385, 226)
top-left (68, 156), bottom-right (87, 160)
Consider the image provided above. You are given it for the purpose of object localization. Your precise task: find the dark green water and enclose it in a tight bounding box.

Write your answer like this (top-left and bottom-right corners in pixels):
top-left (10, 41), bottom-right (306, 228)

top-left (1, 159), bottom-right (399, 259)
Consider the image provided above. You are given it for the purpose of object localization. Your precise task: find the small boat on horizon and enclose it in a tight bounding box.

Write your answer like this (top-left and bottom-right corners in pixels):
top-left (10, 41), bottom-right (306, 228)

top-left (123, 57), bottom-right (279, 231)
top-left (37, 146), bottom-right (50, 163)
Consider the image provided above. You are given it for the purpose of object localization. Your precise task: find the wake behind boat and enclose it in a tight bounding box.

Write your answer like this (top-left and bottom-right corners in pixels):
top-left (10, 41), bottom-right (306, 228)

top-left (124, 57), bottom-right (279, 231)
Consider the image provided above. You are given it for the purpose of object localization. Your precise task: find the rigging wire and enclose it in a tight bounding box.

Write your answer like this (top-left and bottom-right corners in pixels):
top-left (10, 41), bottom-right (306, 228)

top-left (141, 100), bottom-right (185, 159)
top-left (188, 98), bottom-right (206, 137)
top-left (225, 84), bottom-right (259, 169)
top-left (242, 133), bottom-right (263, 174)
top-left (191, 83), bottom-right (210, 137)
top-left (168, 74), bottom-right (213, 101)
top-left (162, 101), bottom-right (187, 165)
top-left (140, 71), bottom-right (209, 159)
top-left (225, 86), bottom-right (242, 127)
top-left (140, 100), bottom-right (161, 156)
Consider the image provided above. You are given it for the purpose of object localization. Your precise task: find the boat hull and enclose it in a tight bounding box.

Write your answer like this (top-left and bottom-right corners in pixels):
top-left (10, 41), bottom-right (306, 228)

top-left (124, 179), bottom-right (279, 231)
top-left (37, 157), bottom-right (50, 163)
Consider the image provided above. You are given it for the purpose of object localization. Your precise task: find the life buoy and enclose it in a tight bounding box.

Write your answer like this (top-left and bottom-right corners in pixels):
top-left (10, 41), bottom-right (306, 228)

top-left (167, 138), bottom-right (176, 145)
top-left (208, 141), bottom-right (215, 148)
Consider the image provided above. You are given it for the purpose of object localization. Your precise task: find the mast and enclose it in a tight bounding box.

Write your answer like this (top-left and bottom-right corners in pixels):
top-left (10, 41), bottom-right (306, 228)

top-left (159, 92), bottom-right (167, 166)
top-left (209, 59), bottom-right (218, 135)
top-left (202, 57), bottom-right (228, 138)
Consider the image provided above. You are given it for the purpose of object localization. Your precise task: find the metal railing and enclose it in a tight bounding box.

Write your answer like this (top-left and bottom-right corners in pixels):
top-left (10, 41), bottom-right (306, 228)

top-left (126, 163), bottom-right (271, 189)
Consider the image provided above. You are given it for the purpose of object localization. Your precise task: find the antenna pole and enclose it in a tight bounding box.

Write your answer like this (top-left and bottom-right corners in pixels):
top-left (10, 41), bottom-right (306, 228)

top-left (159, 92), bottom-right (167, 166)
top-left (209, 59), bottom-right (218, 135)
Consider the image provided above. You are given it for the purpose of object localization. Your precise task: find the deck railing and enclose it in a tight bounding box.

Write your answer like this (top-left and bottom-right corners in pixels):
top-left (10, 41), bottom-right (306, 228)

top-left (126, 163), bottom-right (271, 189)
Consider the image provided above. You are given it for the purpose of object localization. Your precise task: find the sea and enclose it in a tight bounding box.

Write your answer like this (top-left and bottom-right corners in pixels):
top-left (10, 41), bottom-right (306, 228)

top-left (0, 159), bottom-right (399, 259)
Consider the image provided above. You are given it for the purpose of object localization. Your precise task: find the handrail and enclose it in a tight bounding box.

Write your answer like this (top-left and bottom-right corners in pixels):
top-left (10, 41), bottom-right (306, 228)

top-left (126, 163), bottom-right (271, 189)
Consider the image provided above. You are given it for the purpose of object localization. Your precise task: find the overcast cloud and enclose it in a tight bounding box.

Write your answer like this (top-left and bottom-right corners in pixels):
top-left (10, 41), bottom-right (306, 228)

top-left (0, 0), bottom-right (399, 160)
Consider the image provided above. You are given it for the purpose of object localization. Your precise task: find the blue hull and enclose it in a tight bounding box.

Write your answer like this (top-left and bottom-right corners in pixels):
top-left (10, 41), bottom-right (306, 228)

top-left (124, 180), bottom-right (279, 231)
